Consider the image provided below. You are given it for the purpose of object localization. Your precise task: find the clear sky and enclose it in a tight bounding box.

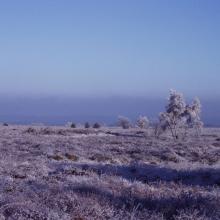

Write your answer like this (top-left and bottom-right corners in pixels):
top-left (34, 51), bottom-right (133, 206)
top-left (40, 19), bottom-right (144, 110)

top-left (0, 0), bottom-right (219, 98)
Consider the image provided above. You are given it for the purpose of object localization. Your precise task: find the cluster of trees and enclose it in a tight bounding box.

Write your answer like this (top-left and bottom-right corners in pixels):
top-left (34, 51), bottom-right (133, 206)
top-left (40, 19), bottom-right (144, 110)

top-left (156, 90), bottom-right (203, 139)
top-left (66, 90), bottom-right (203, 139)
top-left (118, 90), bottom-right (203, 139)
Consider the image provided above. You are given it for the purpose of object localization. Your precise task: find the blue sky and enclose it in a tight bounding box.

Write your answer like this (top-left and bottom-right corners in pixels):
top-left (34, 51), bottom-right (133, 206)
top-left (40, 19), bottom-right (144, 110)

top-left (0, 0), bottom-right (219, 98)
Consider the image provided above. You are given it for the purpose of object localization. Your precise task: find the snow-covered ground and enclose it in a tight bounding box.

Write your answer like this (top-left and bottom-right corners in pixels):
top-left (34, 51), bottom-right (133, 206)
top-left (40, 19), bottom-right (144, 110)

top-left (0, 125), bottom-right (219, 219)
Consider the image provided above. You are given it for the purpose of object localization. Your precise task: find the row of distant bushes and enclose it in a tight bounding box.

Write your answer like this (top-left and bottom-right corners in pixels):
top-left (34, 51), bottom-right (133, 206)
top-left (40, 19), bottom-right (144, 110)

top-left (66, 122), bottom-right (101, 129)
top-left (65, 116), bottom-right (149, 130)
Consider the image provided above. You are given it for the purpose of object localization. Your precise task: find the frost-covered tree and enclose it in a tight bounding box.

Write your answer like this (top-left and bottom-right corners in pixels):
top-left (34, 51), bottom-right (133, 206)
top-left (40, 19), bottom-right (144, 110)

top-left (118, 116), bottom-right (131, 129)
top-left (184, 97), bottom-right (203, 135)
top-left (158, 90), bottom-right (186, 139)
top-left (192, 98), bottom-right (203, 134)
top-left (158, 90), bottom-right (203, 139)
top-left (136, 115), bottom-right (149, 129)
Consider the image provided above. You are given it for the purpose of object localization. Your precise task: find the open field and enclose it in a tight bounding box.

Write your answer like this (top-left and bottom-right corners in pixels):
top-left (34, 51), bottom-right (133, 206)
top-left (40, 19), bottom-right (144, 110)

top-left (0, 125), bottom-right (219, 219)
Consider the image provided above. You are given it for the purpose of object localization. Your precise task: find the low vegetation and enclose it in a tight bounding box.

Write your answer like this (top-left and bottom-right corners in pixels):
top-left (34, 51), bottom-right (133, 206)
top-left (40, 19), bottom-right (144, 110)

top-left (84, 122), bottom-right (90, 129)
top-left (93, 122), bottom-right (101, 129)
top-left (0, 90), bottom-right (217, 219)
top-left (118, 116), bottom-right (131, 129)
top-left (0, 124), bottom-right (219, 219)
top-left (136, 115), bottom-right (149, 129)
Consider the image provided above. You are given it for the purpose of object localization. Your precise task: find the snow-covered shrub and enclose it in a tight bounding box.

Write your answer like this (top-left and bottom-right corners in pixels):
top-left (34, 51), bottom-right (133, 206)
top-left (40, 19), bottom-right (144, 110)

top-left (136, 115), bottom-right (149, 129)
top-left (118, 116), bottom-right (131, 129)
top-left (184, 97), bottom-right (203, 136)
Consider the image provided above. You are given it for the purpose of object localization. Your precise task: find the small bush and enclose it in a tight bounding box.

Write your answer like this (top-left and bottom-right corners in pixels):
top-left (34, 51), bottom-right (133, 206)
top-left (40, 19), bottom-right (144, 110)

top-left (118, 116), bottom-right (131, 129)
top-left (57, 130), bottom-right (66, 135)
top-left (93, 122), bottom-right (101, 129)
top-left (184, 97), bottom-right (203, 136)
top-left (40, 127), bottom-right (53, 135)
top-left (136, 115), bottom-right (149, 129)
top-left (84, 122), bottom-right (90, 129)
top-left (65, 153), bottom-right (79, 161)
top-left (3, 123), bottom-right (9, 126)
top-left (70, 123), bottom-right (76, 128)
top-left (25, 127), bottom-right (36, 134)
top-left (66, 122), bottom-right (76, 128)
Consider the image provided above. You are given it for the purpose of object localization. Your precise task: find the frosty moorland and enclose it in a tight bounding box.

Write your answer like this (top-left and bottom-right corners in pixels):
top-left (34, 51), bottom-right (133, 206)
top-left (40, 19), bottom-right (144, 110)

top-left (0, 91), bottom-right (219, 219)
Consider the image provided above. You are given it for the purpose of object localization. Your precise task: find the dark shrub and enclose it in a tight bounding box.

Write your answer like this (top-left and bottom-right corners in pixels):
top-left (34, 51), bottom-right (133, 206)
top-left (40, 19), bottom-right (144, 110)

top-left (26, 127), bottom-right (36, 134)
top-left (65, 153), bottom-right (79, 161)
top-left (85, 122), bottom-right (90, 128)
top-left (3, 123), bottom-right (8, 126)
top-left (57, 130), bottom-right (66, 135)
top-left (48, 155), bottom-right (63, 161)
top-left (93, 123), bottom-right (101, 129)
top-left (40, 127), bottom-right (53, 135)
top-left (70, 123), bottom-right (76, 128)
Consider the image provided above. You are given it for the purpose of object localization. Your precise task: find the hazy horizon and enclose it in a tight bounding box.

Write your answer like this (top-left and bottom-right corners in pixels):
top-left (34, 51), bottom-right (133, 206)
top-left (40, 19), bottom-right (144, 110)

top-left (0, 95), bottom-right (219, 126)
